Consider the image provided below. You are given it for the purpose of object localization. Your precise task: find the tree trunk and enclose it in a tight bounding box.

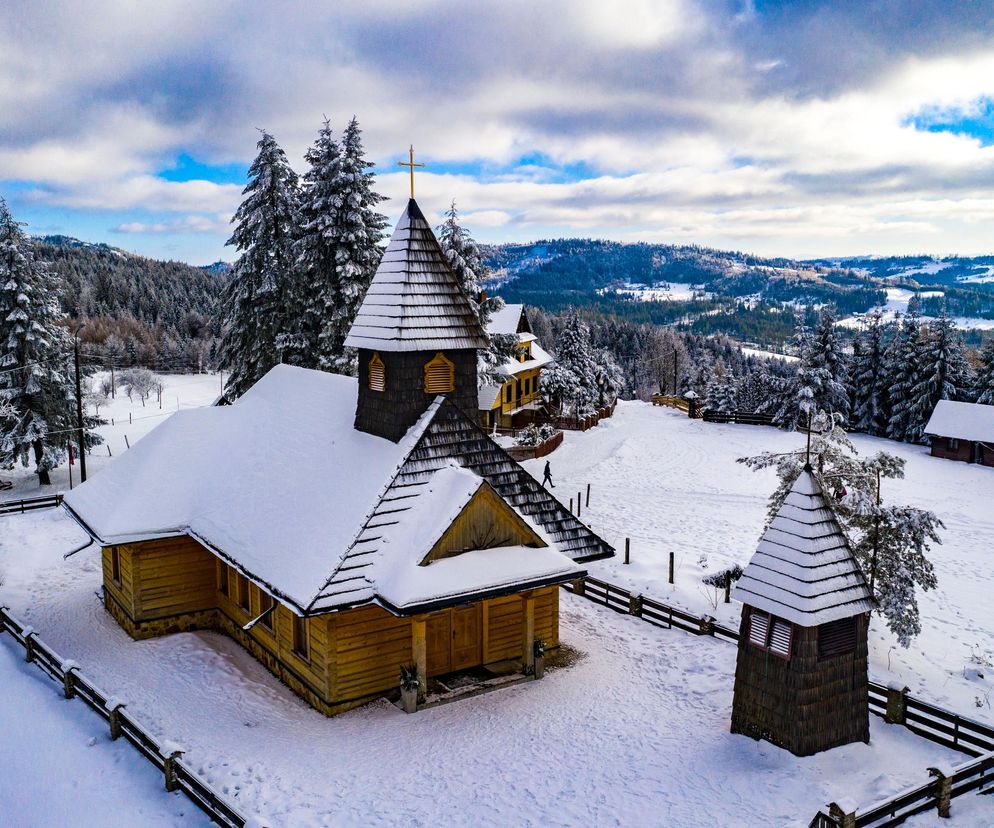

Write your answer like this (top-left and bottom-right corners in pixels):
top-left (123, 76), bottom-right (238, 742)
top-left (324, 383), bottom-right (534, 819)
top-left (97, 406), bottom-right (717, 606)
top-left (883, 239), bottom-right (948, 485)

top-left (33, 441), bottom-right (51, 486)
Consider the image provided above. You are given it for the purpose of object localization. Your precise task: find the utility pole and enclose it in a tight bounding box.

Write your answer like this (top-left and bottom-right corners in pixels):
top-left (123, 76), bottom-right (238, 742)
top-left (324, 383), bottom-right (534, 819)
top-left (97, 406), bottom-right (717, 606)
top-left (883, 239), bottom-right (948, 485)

top-left (672, 351), bottom-right (679, 395)
top-left (109, 359), bottom-right (115, 398)
top-left (73, 324), bottom-right (87, 483)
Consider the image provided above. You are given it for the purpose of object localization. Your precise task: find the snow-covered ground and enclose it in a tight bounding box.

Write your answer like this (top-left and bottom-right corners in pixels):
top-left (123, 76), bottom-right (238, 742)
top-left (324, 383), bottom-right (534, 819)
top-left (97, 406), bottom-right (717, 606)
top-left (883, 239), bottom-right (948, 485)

top-left (739, 345), bottom-right (799, 363)
top-left (0, 630), bottom-right (207, 827)
top-left (0, 372), bottom-right (223, 500)
top-left (522, 403), bottom-right (994, 723)
top-left (0, 508), bottom-right (983, 826)
top-left (600, 282), bottom-right (708, 302)
top-left (839, 287), bottom-right (994, 331)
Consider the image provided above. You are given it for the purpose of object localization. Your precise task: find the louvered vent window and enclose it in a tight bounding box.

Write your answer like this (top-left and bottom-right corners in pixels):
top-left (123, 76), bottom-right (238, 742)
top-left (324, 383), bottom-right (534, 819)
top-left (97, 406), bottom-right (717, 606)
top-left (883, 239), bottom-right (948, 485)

top-left (818, 616), bottom-right (857, 659)
top-left (747, 609), bottom-right (792, 658)
top-left (368, 352), bottom-right (385, 392)
top-left (769, 619), bottom-right (792, 656)
top-left (424, 352), bottom-right (455, 394)
top-left (748, 611), bottom-right (770, 647)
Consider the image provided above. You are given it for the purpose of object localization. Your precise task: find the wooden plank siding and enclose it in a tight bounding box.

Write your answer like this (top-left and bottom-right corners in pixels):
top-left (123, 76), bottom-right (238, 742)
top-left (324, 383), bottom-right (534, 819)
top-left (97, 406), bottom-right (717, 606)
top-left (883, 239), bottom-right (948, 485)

top-left (101, 537), bottom-right (561, 716)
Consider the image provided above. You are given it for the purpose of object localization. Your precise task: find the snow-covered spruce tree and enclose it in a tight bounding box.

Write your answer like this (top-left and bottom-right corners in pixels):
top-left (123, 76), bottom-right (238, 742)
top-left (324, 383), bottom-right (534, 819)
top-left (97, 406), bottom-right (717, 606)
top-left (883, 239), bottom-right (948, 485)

top-left (976, 338), bottom-right (994, 405)
top-left (706, 372), bottom-right (737, 413)
top-left (739, 410), bottom-right (941, 646)
top-left (541, 310), bottom-right (599, 414)
top-left (851, 310), bottom-right (889, 435)
top-left (286, 119), bottom-right (342, 370)
top-left (905, 309), bottom-right (973, 443)
top-left (0, 198), bottom-right (99, 485)
top-left (593, 348), bottom-right (625, 406)
top-left (318, 117), bottom-right (387, 375)
top-left (436, 200), bottom-right (515, 387)
top-left (885, 305), bottom-right (922, 442)
top-left (796, 305), bottom-right (850, 423)
top-left (219, 131), bottom-right (299, 398)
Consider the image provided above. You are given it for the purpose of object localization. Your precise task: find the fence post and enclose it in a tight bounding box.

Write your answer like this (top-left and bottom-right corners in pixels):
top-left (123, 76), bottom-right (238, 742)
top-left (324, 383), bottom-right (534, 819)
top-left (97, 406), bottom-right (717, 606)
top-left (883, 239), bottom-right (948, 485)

top-left (668, 552), bottom-right (675, 584)
top-left (628, 594), bottom-right (643, 618)
top-left (569, 497), bottom-right (573, 514)
top-left (884, 683), bottom-right (910, 725)
top-left (698, 615), bottom-right (716, 636)
top-left (577, 491), bottom-right (582, 518)
top-left (828, 801), bottom-right (856, 828)
top-left (572, 577), bottom-right (586, 598)
top-left (624, 538), bottom-right (630, 565)
top-left (108, 700), bottom-right (126, 741)
top-left (928, 767), bottom-right (952, 818)
top-left (61, 661), bottom-right (79, 699)
top-left (24, 628), bottom-right (36, 663)
top-left (162, 745), bottom-right (185, 792)
top-left (586, 483), bottom-right (591, 507)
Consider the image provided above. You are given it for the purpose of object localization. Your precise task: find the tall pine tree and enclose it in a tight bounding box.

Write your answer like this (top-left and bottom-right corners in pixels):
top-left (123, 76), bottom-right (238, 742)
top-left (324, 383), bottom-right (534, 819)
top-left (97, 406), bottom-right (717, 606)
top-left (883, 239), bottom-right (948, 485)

top-left (796, 305), bottom-right (850, 422)
top-left (321, 117), bottom-right (387, 374)
top-left (436, 200), bottom-right (515, 387)
top-left (286, 119), bottom-right (341, 370)
top-left (0, 198), bottom-right (97, 485)
top-left (851, 310), bottom-right (889, 435)
top-left (219, 131), bottom-right (299, 398)
top-left (906, 309), bottom-right (973, 442)
top-left (976, 338), bottom-right (994, 405)
top-left (885, 304), bottom-right (922, 442)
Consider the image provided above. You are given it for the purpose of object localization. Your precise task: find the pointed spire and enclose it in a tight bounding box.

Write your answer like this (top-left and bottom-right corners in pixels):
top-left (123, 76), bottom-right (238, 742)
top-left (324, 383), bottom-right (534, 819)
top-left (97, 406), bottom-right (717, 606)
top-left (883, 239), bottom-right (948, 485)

top-left (344, 198), bottom-right (489, 352)
top-left (733, 469), bottom-right (874, 626)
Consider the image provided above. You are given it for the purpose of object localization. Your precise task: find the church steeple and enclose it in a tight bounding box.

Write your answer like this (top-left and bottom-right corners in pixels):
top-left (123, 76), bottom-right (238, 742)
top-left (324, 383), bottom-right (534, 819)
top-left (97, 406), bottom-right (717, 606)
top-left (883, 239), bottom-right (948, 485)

top-left (345, 197), bottom-right (489, 441)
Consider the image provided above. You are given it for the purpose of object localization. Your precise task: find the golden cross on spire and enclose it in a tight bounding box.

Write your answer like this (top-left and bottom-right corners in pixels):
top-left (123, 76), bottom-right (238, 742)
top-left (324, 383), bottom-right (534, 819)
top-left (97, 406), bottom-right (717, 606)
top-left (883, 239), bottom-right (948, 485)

top-left (398, 145), bottom-right (425, 199)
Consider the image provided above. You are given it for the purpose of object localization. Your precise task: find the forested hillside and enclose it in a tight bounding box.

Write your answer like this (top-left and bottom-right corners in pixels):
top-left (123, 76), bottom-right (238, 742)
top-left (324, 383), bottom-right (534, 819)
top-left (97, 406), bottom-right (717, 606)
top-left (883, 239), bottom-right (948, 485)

top-left (32, 236), bottom-right (226, 369)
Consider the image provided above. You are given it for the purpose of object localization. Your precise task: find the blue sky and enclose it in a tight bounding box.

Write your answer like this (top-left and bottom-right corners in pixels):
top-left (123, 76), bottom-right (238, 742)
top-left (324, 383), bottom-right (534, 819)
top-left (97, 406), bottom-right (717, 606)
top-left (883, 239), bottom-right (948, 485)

top-left (3, 1), bottom-right (994, 264)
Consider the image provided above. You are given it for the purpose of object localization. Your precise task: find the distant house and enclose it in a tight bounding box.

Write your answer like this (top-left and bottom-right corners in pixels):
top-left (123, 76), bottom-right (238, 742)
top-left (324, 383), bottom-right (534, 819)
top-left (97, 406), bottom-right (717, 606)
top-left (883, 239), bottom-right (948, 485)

top-left (63, 198), bottom-right (613, 716)
top-left (478, 304), bottom-right (554, 431)
top-left (924, 400), bottom-right (994, 466)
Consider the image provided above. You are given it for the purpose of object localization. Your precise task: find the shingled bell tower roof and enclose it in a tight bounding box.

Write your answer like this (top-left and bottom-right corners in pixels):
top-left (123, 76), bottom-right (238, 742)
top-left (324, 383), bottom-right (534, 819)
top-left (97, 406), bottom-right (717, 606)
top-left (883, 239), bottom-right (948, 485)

top-left (733, 468), bottom-right (874, 627)
top-left (344, 198), bottom-right (489, 353)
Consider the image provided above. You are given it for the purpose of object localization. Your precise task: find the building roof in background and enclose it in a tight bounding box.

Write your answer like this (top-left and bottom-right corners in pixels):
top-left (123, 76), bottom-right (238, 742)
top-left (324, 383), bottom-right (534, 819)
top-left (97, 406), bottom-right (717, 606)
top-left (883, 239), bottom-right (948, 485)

top-left (925, 399), bottom-right (994, 442)
top-left (733, 469), bottom-right (874, 627)
top-left (344, 198), bottom-right (489, 353)
top-left (487, 304), bottom-right (527, 336)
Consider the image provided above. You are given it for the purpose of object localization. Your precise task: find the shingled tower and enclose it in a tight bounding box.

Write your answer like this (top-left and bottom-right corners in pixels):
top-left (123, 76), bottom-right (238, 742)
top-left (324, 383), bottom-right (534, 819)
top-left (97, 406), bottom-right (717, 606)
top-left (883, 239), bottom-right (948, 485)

top-left (345, 198), bottom-right (489, 441)
top-left (730, 467), bottom-right (874, 756)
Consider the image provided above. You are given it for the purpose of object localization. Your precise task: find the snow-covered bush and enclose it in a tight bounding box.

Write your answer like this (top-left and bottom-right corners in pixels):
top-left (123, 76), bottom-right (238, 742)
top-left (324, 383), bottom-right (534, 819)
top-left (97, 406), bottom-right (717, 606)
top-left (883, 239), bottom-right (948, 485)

top-left (514, 423), bottom-right (558, 447)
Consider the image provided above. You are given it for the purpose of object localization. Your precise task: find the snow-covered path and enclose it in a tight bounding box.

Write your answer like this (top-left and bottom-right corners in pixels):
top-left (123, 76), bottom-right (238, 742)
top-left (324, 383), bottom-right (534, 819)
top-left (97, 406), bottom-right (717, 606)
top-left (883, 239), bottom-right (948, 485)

top-left (522, 403), bottom-right (994, 723)
top-left (0, 509), bottom-right (987, 826)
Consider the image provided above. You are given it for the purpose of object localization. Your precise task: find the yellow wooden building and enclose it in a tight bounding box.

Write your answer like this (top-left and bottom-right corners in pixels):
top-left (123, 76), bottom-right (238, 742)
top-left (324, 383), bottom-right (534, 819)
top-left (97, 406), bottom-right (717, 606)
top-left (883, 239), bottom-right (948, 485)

top-left (64, 198), bottom-right (613, 716)
top-left (479, 304), bottom-right (554, 431)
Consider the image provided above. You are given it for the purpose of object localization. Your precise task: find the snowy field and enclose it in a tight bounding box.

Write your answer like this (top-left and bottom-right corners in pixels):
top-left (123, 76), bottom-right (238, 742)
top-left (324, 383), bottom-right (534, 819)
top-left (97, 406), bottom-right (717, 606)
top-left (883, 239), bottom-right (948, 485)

top-left (2, 389), bottom-right (993, 824)
top-left (0, 372), bottom-right (223, 499)
top-left (839, 287), bottom-right (994, 331)
top-left (0, 509), bottom-right (984, 827)
top-left (522, 403), bottom-right (994, 723)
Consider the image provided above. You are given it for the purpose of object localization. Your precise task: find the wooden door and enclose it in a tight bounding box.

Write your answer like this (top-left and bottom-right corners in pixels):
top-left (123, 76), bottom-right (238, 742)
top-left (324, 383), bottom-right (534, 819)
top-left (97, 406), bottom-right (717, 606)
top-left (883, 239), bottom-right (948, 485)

top-left (426, 612), bottom-right (451, 676)
top-left (451, 605), bottom-right (481, 671)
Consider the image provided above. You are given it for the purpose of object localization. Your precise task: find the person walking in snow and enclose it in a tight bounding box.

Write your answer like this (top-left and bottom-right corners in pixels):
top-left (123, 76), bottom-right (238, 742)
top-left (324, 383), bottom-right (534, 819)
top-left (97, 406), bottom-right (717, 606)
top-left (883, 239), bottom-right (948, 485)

top-left (542, 460), bottom-right (555, 489)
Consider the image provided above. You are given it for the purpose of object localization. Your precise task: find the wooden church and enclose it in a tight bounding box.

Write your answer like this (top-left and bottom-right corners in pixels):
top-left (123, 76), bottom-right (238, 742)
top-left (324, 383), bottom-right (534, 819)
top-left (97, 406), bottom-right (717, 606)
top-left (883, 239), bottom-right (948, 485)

top-left (730, 466), bottom-right (874, 756)
top-left (63, 197), bottom-right (613, 715)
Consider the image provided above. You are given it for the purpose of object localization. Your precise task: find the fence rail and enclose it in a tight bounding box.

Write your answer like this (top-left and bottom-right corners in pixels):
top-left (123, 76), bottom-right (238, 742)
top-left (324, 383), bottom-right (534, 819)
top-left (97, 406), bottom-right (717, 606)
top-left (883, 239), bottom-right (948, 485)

top-left (0, 606), bottom-right (251, 827)
top-left (563, 575), bottom-right (994, 828)
top-left (701, 410), bottom-right (776, 427)
top-left (0, 494), bottom-right (64, 515)
top-left (651, 394), bottom-right (689, 413)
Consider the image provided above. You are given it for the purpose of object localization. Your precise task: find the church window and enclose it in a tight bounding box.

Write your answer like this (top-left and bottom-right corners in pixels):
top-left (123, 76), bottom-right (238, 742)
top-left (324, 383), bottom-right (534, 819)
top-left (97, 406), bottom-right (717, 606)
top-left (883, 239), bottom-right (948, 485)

top-left (424, 352), bottom-right (455, 394)
top-left (747, 609), bottom-right (792, 658)
top-left (368, 352), bottom-right (385, 392)
top-left (818, 617), bottom-right (857, 659)
top-left (292, 614), bottom-right (309, 660)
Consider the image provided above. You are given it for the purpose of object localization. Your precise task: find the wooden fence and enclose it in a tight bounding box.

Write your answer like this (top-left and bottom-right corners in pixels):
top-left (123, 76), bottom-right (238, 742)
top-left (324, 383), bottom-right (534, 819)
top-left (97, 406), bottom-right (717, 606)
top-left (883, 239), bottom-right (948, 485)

top-left (505, 430), bottom-right (564, 462)
top-left (701, 410), bottom-right (775, 427)
top-left (651, 394), bottom-right (690, 413)
top-left (564, 576), bottom-right (994, 827)
top-left (0, 493), bottom-right (64, 516)
top-left (0, 606), bottom-right (253, 827)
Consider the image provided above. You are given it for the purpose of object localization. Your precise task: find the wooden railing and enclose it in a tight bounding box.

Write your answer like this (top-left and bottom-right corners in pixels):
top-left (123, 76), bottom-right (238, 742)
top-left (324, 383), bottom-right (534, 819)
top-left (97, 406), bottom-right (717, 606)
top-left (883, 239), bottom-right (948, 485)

top-left (564, 576), bottom-right (994, 827)
top-left (0, 606), bottom-right (253, 828)
top-left (651, 394), bottom-right (689, 412)
top-left (0, 493), bottom-right (64, 515)
top-left (701, 410), bottom-right (775, 427)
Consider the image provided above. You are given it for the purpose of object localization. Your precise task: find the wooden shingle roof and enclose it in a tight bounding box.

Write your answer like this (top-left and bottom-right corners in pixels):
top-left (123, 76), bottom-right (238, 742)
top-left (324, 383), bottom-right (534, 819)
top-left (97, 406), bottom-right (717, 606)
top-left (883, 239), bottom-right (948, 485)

top-left (732, 469), bottom-right (874, 627)
top-left (344, 198), bottom-right (490, 352)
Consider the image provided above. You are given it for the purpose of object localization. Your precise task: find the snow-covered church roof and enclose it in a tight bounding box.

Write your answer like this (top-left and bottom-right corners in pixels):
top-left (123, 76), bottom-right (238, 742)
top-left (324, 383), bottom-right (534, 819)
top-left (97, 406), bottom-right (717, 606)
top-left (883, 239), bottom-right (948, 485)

top-left (925, 399), bottom-right (994, 442)
top-left (64, 365), bottom-right (607, 615)
top-left (732, 468), bottom-right (874, 627)
top-left (344, 199), bottom-right (489, 352)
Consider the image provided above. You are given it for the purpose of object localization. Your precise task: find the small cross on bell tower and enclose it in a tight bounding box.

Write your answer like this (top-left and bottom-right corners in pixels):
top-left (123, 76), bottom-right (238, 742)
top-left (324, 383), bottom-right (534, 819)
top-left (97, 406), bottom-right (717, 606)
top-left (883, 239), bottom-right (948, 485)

top-left (397, 145), bottom-right (425, 199)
